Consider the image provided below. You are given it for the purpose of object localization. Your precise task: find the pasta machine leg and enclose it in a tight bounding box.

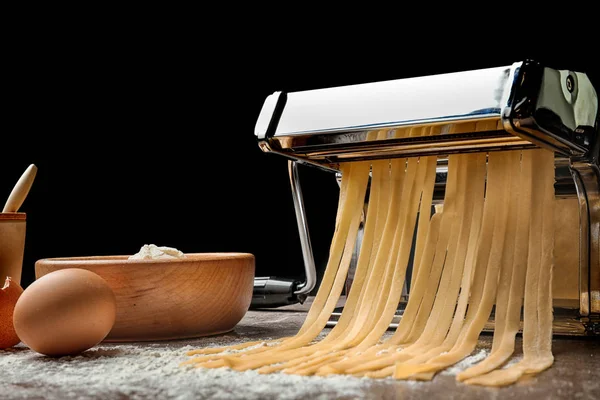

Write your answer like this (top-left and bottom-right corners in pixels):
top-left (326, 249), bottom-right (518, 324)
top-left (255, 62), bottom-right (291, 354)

top-left (250, 160), bottom-right (317, 308)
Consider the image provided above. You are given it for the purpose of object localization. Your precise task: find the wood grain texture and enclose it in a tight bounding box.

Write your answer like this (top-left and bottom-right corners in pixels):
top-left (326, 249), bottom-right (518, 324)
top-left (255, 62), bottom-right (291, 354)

top-left (3, 164), bottom-right (37, 213)
top-left (0, 213), bottom-right (26, 285)
top-left (35, 253), bottom-right (255, 342)
top-left (0, 213), bottom-right (26, 221)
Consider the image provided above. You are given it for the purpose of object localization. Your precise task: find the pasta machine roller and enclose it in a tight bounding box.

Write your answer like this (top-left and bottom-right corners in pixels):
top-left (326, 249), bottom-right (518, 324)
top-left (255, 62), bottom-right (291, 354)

top-left (252, 60), bottom-right (599, 336)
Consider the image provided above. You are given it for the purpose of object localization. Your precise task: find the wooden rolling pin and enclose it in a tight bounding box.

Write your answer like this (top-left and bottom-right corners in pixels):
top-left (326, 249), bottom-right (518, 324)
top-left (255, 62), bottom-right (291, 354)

top-left (3, 164), bottom-right (38, 213)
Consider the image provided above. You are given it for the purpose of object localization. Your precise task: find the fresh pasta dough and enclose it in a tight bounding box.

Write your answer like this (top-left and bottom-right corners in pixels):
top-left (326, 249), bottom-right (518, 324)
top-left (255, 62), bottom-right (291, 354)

top-left (184, 123), bottom-right (556, 387)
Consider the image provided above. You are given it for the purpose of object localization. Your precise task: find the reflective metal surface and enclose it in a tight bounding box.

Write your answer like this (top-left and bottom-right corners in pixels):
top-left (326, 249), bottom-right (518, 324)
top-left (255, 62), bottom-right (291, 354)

top-left (286, 129), bottom-right (536, 166)
top-left (256, 60), bottom-right (598, 169)
top-left (257, 59), bottom-right (600, 332)
top-left (288, 160), bottom-right (317, 295)
top-left (572, 161), bottom-right (600, 316)
top-left (503, 60), bottom-right (597, 157)
top-left (572, 167), bottom-right (591, 317)
top-left (271, 65), bottom-right (514, 137)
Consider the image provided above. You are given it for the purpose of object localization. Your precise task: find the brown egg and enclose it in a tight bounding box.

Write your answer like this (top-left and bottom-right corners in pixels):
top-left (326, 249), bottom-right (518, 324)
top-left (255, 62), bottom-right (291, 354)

top-left (13, 268), bottom-right (116, 356)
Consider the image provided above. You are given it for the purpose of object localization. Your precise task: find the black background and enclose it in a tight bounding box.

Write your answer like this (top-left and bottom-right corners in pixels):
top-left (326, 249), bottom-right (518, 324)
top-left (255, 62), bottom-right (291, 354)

top-left (3, 23), bottom-right (598, 289)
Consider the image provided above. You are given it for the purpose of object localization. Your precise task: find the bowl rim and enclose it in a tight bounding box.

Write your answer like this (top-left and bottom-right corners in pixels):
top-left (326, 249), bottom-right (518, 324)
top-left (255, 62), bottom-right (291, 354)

top-left (35, 252), bottom-right (255, 266)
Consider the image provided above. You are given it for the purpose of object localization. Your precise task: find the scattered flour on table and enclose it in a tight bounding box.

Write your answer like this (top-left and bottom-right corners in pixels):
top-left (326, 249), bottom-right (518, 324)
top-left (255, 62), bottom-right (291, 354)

top-left (0, 344), bottom-right (394, 400)
top-left (441, 350), bottom-right (489, 375)
top-left (439, 349), bottom-right (523, 376)
top-left (1, 343), bottom-right (514, 399)
top-left (501, 355), bottom-right (523, 369)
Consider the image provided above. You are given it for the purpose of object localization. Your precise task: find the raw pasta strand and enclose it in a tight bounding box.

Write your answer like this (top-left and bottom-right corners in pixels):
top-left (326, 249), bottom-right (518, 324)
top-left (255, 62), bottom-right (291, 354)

top-left (293, 156), bottom-right (418, 375)
top-left (336, 157), bottom-right (414, 349)
top-left (394, 151), bottom-right (514, 378)
top-left (397, 155), bottom-right (461, 345)
top-left (311, 129), bottom-right (416, 358)
top-left (293, 131), bottom-right (432, 376)
top-left (349, 153), bottom-right (486, 379)
top-left (183, 161), bottom-right (362, 363)
top-left (383, 156), bottom-right (439, 345)
top-left (342, 211), bottom-right (445, 375)
top-left (188, 161), bottom-right (370, 369)
top-left (457, 150), bottom-right (532, 381)
top-left (257, 143), bottom-right (395, 374)
top-left (225, 162), bottom-right (371, 370)
top-left (464, 149), bottom-right (555, 386)
top-left (347, 153), bottom-right (430, 351)
top-left (395, 120), bottom-right (477, 346)
top-left (318, 132), bottom-right (392, 345)
top-left (389, 156), bottom-right (469, 357)
top-left (412, 126), bottom-right (439, 275)
top-left (488, 151), bottom-right (522, 352)
top-left (319, 154), bottom-right (459, 376)
top-left (315, 157), bottom-right (436, 374)
top-left (297, 161), bottom-right (369, 334)
top-left (255, 144), bottom-right (409, 374)
top-left (401, 153), bottom-right (487, 373)
top-left (186, 128), bottom-right (559, 387)
top-left (323, 146), bottom-right (470, 375)
top-left (413, 153), bottom-right (521, 381)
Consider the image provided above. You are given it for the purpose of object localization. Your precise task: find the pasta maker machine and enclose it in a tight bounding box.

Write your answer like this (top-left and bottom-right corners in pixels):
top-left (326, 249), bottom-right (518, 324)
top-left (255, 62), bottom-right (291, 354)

top-left (251, 60), bottom-right (599, 336)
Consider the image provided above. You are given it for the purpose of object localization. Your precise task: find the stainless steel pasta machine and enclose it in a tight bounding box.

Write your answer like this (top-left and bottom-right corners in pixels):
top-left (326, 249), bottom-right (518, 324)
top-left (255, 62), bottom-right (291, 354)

top-left (251, 60), bottom-right (599, 336)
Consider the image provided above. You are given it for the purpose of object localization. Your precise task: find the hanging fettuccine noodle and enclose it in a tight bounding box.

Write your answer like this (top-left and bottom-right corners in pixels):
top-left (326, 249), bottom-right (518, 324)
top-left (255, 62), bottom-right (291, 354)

top-left (183, 122), bottom-right (556, 387)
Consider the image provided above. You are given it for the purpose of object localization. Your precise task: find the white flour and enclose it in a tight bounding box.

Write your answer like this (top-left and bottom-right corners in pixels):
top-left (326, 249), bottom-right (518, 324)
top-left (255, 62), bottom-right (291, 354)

top-left (441, 350), bottom-right (489, 375)
top-left (128, 244), bottom-right (185, 260)
top-left (0, 343), bottom-right (502, 399)
top-left (0, 344), bottom-right (391, 400)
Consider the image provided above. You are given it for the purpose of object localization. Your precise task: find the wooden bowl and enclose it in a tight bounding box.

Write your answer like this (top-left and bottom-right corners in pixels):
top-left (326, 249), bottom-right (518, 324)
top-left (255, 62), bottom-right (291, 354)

top-left (35, 253), bottom-right (255, 342)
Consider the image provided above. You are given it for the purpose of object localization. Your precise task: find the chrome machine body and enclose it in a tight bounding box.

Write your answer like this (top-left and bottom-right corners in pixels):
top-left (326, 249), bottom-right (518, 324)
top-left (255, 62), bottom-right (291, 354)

top-left (253, 60), bottom-right (599, 335)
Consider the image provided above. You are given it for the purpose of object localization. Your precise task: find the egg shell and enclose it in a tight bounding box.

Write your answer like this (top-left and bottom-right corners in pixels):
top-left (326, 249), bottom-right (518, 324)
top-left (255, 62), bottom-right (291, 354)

top-left (13, 268), bottom-right (116, 356)
top-left (0, 277), bottom-right (24, 348)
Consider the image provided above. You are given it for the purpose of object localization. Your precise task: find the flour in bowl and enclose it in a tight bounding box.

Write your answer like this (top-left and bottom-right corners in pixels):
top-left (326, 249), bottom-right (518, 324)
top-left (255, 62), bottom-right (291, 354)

top-left (129, 244), bottom-right (185, 260)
